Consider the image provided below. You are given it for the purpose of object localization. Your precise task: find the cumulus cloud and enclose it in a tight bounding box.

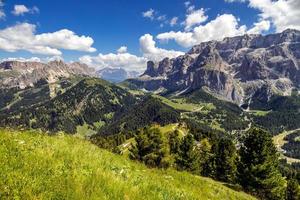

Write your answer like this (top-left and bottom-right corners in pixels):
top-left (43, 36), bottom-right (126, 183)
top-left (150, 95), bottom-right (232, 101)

top-left (139, 34), bottom-right (184, 61)
top-left (0, 23), bottom-right (96, 56)
top-left (117, 46), bottom-right (128, 54)
top-left (46, 55), bottom-right (64, 62)
top-left (12, 5), bottom-right (39, 16)
top-left (184, 1), bottom-right (191, 7)
top-left (184, 1), bottom-right (195, 13)
top-left (249, 0), bottom-right (300, 32)
top-left (186, 5), bottom-right (195, 13)
top-left (79, 36), bottom-right (184, 72)
top-left (142, 8), bottom-right (155, 20)
top-left (0, 57), bottom-right (41, 63)
top-left (247, 20), bottom-right (271, 34)
top-left (170, 17), bottom-right (178, 27)
top-left (184, 8), bottom-right (208, 31)
top-left (79, 52), bottom-right (147, 72)
top-left (157, 14), bottom-right (247, 48)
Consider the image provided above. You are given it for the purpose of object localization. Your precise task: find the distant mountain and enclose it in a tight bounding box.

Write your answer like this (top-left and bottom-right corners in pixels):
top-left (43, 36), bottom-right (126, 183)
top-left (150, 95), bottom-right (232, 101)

top-left (127, 29), bottom-right (300, 109)
top-left (0, 60), bottom-right (96, 89)
top-left (0, 78), bottom-right (137, 133)
top-left (97, 67), bottom-right (140, 83)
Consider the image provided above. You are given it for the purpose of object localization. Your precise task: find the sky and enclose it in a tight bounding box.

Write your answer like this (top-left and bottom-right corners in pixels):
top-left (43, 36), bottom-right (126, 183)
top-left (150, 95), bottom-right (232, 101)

top-left (0, 0), bottom-right (299, 72)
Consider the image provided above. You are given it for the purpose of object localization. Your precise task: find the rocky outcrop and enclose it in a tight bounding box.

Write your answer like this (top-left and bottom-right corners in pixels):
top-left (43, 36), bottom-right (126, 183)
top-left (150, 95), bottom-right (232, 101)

top-left (131, 29), bottom-right (300, 107)
top-left (0, 60), bottom-right (96, 88)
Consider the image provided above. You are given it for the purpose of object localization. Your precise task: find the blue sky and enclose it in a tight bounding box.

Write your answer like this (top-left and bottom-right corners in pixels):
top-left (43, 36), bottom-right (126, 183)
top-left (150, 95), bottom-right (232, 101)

top-left (0, 0), bottom-right (299, 71)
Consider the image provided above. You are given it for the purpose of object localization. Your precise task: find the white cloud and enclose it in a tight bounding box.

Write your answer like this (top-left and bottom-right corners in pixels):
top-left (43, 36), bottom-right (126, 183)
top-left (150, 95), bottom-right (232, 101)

top-left (184, 8), bottom-right (208, 31)
top-left (247, 20), bottom-right (270, 34)
top-left (12, 5), bottom-right (29, 15)
top-left (35, 29), bottom-right (96, 52)
top-left (170, 17), bottom-right (178, 27)
top-left (0, 23), bottom-right (96, 56)
top-left (157, 15), bottom-right (166, 21)
top-left (184, 1), bottom-right (191, 7)
top-left (142, 8), bottom-right (155, 20)
top-left (249, 0), bottom-right (300, 32)
top-left (157, 14), bottom-right (247, 48)
top-left (142, 8), bottom-right (179, 28)
top-left (79, 37), bottom-right (184, 72)
top-left (187, 5), bottom-right (195, 13)
top-left (139, 34), bottom-right (184, 61)
top-left (79, 52), bottom-right (147, 72)
top-left (0, 0), bottom-right (5, 19)
top-left (1, 57), bottom-right (41, 62)
top-left (117, 46), bottom-right (128, 54)
top-left (12, 5), bottom-right (39, 16)
top-left (46, 55), bottom-right (64, 62)
top-left (184, 1), bottom-right (195, 13)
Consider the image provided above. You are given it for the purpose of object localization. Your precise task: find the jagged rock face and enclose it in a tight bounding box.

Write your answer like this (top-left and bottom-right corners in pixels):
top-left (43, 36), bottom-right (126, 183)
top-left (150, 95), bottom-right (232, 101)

top-left (133, 29), bottom-right (300, 105)
top-left (0, 60), bottom-right (96, 89)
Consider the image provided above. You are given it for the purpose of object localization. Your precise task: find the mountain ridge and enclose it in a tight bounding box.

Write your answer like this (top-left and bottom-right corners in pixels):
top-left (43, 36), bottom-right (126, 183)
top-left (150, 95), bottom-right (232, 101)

top-left (0, 60), bottom-right (96, 89)
top-left (128, 29), bottom-right (300, 108)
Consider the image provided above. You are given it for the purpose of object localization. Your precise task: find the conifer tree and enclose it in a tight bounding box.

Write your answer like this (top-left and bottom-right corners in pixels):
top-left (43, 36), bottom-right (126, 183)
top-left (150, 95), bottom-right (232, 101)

top-left (169, 130), bottom-right (181, 154)
top-left (286, 179), bottom-right (300, 200)
top-left (198, 138), bottom-right (213, 177)
top-left (175, 134), bottom-right (199, 172)
top-left (238, 128), bottom-right (286, 200)
top-left (130, 127), bottom-right (168, 168)
top-left (213, 138), bottom-right (237, 183)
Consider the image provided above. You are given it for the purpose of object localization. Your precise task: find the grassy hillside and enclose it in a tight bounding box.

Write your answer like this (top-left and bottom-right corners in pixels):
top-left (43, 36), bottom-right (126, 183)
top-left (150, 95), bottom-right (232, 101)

top-left (0, 129), bottom-right (255, 200)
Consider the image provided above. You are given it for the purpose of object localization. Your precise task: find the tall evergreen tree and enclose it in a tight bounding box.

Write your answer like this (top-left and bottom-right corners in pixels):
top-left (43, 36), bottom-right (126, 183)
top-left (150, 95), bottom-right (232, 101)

top-left (213, 138), bottom-right (237, 183)
top-left (175, 134), bottom-right (199, 173)
top-left (238, 128), bottom-right (286, 200)
top-left (286, 179), bottom-right (300, 200)
top-left (169, 130), bottom-right (181, 154)
top-left (130, 127), bottom-right (168, 168)
top-left (198, 138), bottom-right (213, 177)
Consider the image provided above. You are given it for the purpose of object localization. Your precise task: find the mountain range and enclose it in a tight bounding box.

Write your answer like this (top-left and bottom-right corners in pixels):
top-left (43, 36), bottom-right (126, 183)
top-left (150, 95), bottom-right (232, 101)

top-left (127, 29), bottom-right (300, 109)
top-left (1, 29), bottom-right (300, 135)
top-left (0, 60), bottom-right (96, 89)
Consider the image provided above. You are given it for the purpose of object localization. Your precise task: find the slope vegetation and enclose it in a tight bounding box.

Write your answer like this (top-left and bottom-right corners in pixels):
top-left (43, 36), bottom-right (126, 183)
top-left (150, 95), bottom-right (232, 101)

top-left (0, 129), bottom-right (255, 200)
top-left (0, 78), bottom-right (137, 133)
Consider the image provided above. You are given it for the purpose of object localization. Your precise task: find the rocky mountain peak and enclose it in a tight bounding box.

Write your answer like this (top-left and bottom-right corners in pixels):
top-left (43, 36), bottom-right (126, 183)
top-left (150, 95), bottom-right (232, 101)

top-left (0, 60), bottom-right (96, 89)
top-left (132, 29), bottom-right (300, 106)
top-left (143, 61), bottom-right (158, 77)
top-left (48, 60), bottom-right (66, 66)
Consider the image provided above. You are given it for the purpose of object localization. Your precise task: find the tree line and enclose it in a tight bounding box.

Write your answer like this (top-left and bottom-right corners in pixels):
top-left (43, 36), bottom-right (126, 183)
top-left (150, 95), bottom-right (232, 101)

top-left (129, 126), bottom-right (300, 200)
